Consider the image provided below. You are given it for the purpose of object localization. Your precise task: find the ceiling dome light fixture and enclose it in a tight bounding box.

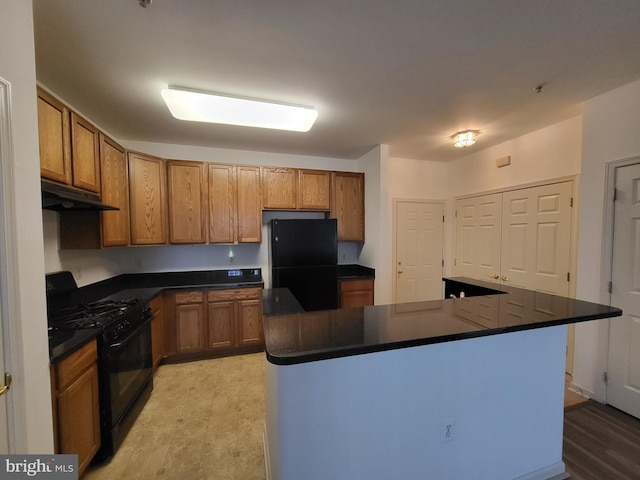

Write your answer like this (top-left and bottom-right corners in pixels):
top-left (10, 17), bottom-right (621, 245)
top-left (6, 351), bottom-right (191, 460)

top-left (452, 130), bottom-right (479, 148)
top-left (161, 86), bottom-right (318, 132)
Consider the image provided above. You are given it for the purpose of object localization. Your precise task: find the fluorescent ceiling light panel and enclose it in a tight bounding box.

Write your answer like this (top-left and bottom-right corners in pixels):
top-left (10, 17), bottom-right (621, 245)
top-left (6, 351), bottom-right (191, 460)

top-left (161, 87), bottom-right (318, 132)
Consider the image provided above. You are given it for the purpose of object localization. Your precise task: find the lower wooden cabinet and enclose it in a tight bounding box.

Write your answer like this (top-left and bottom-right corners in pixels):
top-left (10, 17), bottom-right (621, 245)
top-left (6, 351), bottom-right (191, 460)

top-left (165, 287), bottom-right (263, 361)
top-left (51, 339), bottom-right (100, 478)
top-left (339, 278), bottom-right (375, 308)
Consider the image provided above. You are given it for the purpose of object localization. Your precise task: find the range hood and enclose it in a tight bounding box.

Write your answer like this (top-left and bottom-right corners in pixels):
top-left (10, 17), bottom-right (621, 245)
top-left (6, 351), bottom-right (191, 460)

top-left (41, 181), bottom-right (119, 211)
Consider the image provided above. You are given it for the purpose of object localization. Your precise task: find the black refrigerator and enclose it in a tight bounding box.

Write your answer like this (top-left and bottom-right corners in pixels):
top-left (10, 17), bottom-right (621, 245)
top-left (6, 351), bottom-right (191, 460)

top-left (270, 218), bottom-right (339, 311)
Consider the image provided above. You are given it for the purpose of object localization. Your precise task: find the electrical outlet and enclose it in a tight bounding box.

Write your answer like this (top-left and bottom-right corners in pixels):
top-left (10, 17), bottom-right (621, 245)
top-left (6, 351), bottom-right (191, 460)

top-left (441, 418), bottom-right (455, 443)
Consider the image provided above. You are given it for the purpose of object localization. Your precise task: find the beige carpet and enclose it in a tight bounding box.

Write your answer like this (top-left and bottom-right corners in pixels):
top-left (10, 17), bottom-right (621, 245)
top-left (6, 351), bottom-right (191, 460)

top-left (84, 353), bottom-right (266, 480)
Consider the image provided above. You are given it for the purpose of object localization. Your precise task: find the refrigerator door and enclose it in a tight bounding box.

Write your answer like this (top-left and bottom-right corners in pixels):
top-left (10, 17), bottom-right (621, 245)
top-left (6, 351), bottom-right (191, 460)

top-left (271, 219), bottom-right (338, 267)
top-left (272, 266), bottom-right (339, 311)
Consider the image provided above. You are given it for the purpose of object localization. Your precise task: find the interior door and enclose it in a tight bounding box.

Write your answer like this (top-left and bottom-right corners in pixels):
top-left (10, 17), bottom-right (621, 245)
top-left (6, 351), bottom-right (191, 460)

top-left (500, 182), bottom-right (572, 295)
top-left (395, 201), bottom-right (444, 303)
top-left (455, 193), bottom-right (502, 282)
top-left (607, 162), bottom-right (640, 419)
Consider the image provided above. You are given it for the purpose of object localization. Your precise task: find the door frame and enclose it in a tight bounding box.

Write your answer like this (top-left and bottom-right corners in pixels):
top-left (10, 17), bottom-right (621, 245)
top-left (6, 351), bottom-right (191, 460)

top-left (600, 155), bottom-right (640, 404)
top-left (392, 198), bottom-right (445, 304)
top-left (0, 77), bottom-right (22, 452)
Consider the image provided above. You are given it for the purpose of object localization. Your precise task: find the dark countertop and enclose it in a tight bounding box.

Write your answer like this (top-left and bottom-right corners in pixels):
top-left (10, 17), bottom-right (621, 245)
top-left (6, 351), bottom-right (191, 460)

top-left (337, 264), bottom-right (375, 279)
top-left (262, 277), bottom-right (622, 365)
top-left (49, 268), bottom-right (264, 363)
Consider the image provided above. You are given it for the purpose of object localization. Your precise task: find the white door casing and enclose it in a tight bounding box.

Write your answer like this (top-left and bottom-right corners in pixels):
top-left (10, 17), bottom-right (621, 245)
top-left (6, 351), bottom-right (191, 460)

top-left (394, 201), bottom-right (444, 303)
top-left (607, 162), bottom-right (640, 419)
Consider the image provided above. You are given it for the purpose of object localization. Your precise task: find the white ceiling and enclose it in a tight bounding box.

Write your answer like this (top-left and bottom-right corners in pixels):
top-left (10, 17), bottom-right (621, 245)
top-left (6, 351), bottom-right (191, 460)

top-left (32, 0), bottom-right (640, 161)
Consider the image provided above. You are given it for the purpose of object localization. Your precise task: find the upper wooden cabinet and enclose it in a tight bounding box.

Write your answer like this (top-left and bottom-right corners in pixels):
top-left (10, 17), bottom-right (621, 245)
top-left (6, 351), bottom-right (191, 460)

top-left (167, 160), bottom-right (208, 244)
top-left (37, 87), bottom-right (72, 185)
top-left (70, 112), bottom-right (101, 193)
top-left (262, 167), bottom-right (297, 209)
top-left (262, 167), bottom-right (331, 211)
top-left (236, 165), bottom-right (262, 243)
top-left (100, 134), bottom-right (130, 247)
top-left (331, 172), bottom-right (365, 241)
top-left (209, 163), bottom-right (262, 244)
top-left (128, 152), bottom-right (168, 245)
top-left (37, 87), bottom-right (101, 195)
top-left (298, 169), bottom-right (331, 210)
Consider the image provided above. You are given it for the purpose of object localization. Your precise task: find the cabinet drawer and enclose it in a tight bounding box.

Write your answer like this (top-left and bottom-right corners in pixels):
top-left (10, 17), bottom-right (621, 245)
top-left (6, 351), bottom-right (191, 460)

top-left (55, 340), bottom-right (97, 391)
top-left (208, 287), bottom-right (261, 302)
top-left (174, 291), bottom-right (204, 304)
top-left (340, 279), bottom-right (373, 293)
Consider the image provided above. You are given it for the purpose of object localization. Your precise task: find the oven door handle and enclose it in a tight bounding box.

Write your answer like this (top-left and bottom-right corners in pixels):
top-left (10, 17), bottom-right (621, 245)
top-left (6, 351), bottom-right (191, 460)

top-left (108, 315), bottom-right (152, 349)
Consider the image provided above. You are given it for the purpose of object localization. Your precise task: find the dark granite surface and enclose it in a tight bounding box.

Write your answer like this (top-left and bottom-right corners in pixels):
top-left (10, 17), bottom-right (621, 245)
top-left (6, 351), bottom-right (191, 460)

top-left (263, 277), bottom-right (622, 365)
top-left (49, 268), bottom-right (263, 362)
top-left (262, 288), bottom-right (305, 316)
top-left (337, 264), bottom-right (375, 279)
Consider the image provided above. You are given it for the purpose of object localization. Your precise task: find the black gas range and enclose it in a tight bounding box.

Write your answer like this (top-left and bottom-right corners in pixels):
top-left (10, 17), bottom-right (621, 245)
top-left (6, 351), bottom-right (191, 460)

top-left (46, 271), bottom-right (154, 463)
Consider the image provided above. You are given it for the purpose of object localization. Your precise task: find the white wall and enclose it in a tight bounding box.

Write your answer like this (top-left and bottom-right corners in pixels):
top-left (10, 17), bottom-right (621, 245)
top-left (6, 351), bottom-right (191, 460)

top-left (0, 0), bottom-right (54, 453)
top-left (574, 78), bottom-right (640, 400)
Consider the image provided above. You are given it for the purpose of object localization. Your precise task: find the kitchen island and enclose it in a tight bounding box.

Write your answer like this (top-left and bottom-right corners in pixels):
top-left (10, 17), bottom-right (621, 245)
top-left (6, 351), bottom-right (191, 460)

top-left (262, 279), bottom-right (621, 480)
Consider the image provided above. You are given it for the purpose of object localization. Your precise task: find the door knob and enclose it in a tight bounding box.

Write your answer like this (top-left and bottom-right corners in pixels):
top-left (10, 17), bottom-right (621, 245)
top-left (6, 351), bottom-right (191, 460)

top-left (397, 271), bottom-right (403, 275)
top-left (501, 275), bottom-right (508, 281)
top-left (0, 373), bottom-right (12, 396)
top-left (489, 274), bottom-right (499, 280)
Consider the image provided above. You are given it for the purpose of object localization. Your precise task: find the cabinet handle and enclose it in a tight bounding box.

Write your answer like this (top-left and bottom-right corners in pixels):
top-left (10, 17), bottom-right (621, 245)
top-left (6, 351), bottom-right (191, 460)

top-left (0, 373), bottom-right (12, 396)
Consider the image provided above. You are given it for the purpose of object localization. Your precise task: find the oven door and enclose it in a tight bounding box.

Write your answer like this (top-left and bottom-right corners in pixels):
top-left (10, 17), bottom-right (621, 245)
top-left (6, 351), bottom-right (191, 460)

top-left (104, 318), bottom-right (153, 426)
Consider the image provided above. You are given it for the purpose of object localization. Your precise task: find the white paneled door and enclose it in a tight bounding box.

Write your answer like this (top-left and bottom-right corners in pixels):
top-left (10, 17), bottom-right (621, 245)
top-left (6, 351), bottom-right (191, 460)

top-left (608, 162), bottom-right (640, 419)
top-left (455, 193), bottom-right (502, 283)
top-left (395, 201), bottom-right (444, 303)
top-left (501, 182), bottom-right (572, 296)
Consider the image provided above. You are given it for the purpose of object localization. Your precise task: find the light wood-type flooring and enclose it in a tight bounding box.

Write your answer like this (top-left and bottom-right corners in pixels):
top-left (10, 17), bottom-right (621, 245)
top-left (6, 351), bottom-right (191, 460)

top-left (84, 354), bottom-right (638, 480)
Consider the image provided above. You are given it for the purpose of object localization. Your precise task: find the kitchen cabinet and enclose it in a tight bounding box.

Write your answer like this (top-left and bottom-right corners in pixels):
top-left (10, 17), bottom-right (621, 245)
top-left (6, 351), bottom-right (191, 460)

top-left (331, 172), bottom-right (365, 241)
top-left (209, 164), bottom-right (262, 243)
top-left (236, 165), bottom-right (262, 243)
top-left (37, 87), bottom-right (71, 185)
top-left (167, 160), bottom-right (208, 244)
top-left (298, 169), bottom-right (331, 210)
top-left (165, 287), bottom-right (263, 361)
top-left (100, 133), bottom-right (130, 246)
top-left (339, 278), bottom-right (374, 307)
top-left (174, 290), bottom-right (207, 354)
top-left (51, 339), bottom-right (100, 478)
top-left (262, 167), bottom-right (297, 209)
top-left (70, 111), bottom-right (101, 193)
top-left (150, 294), bottom-right (164, 370)
top-left (128, 151), bottom-right (168, 245)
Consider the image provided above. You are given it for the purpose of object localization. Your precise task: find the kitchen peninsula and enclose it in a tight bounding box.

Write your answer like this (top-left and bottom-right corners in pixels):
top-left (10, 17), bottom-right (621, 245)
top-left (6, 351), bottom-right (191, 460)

top-left (262, 278), bottom-right (622, 480)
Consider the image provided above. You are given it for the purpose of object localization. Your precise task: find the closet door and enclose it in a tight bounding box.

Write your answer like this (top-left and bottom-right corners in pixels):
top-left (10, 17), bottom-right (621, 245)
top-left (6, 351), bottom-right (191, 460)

top-left (500, 182), bottom-right (572, 296)
top-left (455, 193), bottom-right (502, 282)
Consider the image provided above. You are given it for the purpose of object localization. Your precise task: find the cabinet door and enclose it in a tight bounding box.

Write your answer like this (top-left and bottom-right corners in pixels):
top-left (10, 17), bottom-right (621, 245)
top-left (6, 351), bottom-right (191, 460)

top-left (340, 279), bottom-right (374, 308)
top-left (331, 172), bottom-right (365, 241)
top-left (100, 133), bottom-right (130, 246)
top-left (208, 300), bottom-right (235, 349)
top-left (128, 152), bottom-right (168, 245)
top-left (37, 87), bottom-right (72, 184)
top-left (57, 364), bottom-right (100, 477)
top-left (209, 164), bottom-right (236, 243)
top-left (262, 167), bottom-right (297, 209)
top-left (175, 303), bottom-right (206, 353)
top-left (70, 112), bottom-right (101, 193)
top-left (238, 298), bottom-right (263, 346)
top-left (237, 166), bottom-right (262, 243)
top-left (298, 169), bottom-right (331, 210)
top-left (167, 160), bottom-right (207, 244)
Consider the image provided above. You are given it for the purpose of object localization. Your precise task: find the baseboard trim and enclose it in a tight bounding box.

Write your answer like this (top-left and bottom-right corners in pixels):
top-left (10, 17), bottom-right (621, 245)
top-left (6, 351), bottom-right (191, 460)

top-left (513, 462), bottom-right (567, 480)
top-left (263, 423), bottom-right (272, 480)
